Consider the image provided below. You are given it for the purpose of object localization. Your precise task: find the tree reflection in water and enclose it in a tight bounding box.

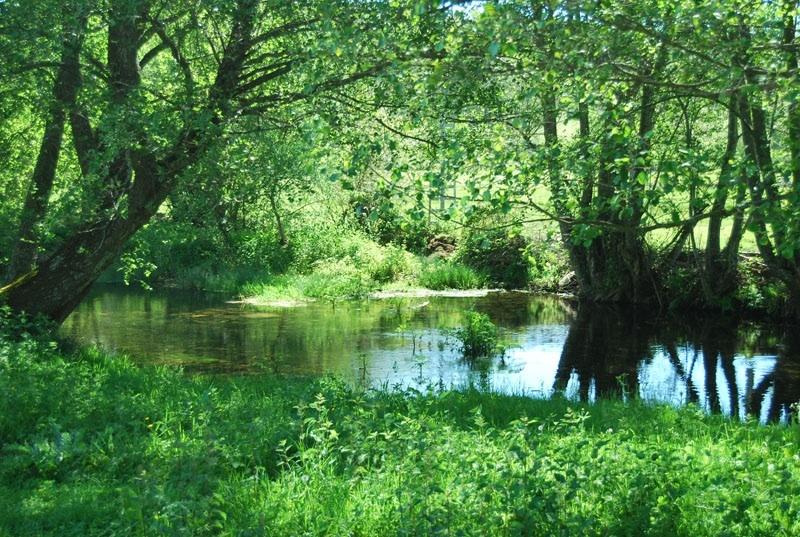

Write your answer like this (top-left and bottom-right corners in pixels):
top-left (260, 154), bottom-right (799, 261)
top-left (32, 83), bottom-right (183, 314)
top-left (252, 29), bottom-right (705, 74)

top-left (552, 305), bottom-right (800, 423)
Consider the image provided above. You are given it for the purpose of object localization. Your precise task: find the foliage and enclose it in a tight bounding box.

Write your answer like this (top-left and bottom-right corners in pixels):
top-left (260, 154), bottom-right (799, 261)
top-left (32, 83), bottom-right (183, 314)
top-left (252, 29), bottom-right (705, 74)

top-left (661, 255), bottom-right (790, 317)
top-left (662, 263), bottom-right (707, 312)
top-left (455, 311), bottom-right (501, 359)
top-left (350, 191), bottom-right (434, 254)
top-left (1, 335), bottom-right (800, 536)
top-left (734, 257), bottom-right (789, 318)
top-left (239, 237), bottom-right (420, 302)
top-left (0, 307), bottom-right (56, 342)
top-left (456, 227), bottom-right (530, 289)
top-left (3, 0), bottom-right (800, 322)
top-left (525, 232), bottom-right (571, 292)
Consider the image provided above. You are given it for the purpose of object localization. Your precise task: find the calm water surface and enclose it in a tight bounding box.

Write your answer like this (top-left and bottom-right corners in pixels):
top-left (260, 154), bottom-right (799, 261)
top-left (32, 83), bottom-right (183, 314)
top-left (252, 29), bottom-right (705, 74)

top-left (63, 285), bottom-right (800, 423)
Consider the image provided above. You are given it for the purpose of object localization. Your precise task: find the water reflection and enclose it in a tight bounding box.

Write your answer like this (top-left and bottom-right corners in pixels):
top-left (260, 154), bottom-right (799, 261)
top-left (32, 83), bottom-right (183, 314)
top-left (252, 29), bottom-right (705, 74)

top-left (63, 285), bottom-right (800, 423)
top-left (549, 306), bottom-right (800, 423)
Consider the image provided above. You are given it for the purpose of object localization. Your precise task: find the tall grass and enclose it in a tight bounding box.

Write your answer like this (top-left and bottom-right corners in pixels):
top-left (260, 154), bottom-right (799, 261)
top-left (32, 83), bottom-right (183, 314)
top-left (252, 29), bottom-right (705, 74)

top-left (418, 261), bottom-right (486, 290)
top-left (1, 333), bottom-right (799, 536)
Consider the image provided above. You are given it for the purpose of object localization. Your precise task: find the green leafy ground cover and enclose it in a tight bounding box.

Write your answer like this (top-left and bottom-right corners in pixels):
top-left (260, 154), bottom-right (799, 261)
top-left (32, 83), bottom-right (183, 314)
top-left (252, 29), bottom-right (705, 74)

top-left (1, 334), bottom-right (798, 536)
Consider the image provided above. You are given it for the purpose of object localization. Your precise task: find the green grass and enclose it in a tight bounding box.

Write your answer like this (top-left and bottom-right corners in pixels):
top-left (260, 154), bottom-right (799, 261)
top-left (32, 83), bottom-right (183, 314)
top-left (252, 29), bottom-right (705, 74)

top-left (647, 217), bottom-right (759, 254)
top-left (239, 266), bottom-right (376, 302)
top-left (418, 260), bottom-right (486, 290)
top-left (241, 259), bottom-right (487, 303)
top-left (1, 334), bottom-right (799, 536)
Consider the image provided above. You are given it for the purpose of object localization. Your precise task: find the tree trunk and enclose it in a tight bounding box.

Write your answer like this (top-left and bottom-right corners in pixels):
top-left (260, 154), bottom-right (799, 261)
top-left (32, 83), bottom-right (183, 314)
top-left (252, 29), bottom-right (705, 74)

top-left (5, 8), bottom-right (86, 283)
top-left (575, 96), bottom-right (654, 304)
top-left (268, 190), bottom-right (288, 247)
top-left (2, 194), bottom-right (163, 323)
top-left (702, 96), bottom-right (741, 304)
top-left (783, 1), bottom-right (800, 186)
top-left (738, 68), bottom-right (800, 320)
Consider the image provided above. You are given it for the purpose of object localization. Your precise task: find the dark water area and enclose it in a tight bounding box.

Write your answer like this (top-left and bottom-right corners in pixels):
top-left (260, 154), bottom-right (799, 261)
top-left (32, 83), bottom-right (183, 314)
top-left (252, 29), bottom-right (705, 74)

top-left (62, 284), bottom-right (800, 423)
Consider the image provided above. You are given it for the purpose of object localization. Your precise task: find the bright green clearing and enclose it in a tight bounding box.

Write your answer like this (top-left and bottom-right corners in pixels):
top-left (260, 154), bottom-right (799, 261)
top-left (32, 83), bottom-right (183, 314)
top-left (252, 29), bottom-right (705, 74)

top-left (1, 335), bottom-right (798, 537)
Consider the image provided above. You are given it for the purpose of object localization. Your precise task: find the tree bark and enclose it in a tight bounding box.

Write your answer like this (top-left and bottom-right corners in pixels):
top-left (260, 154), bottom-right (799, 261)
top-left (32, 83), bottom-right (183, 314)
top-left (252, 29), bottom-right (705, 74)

top-left (702, 96), bottom-right (741, 304)
top-left (5, 7), bottom-right (87, 284)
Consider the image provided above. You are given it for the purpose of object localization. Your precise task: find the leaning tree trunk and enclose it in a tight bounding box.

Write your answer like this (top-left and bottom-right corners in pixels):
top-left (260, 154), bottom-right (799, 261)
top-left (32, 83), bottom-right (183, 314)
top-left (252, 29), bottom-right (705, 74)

top-left (1, 172), bottom-right (170, 322)
top-left (5, 7), bottom-right (86, 284)
top-left (1, 0), bottom-right (259, 323)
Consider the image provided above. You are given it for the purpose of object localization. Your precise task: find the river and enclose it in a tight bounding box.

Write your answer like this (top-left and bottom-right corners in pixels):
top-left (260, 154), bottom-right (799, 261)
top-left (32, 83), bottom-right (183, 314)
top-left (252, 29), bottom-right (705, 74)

top-left (62, 284), bottom-right (800, 423)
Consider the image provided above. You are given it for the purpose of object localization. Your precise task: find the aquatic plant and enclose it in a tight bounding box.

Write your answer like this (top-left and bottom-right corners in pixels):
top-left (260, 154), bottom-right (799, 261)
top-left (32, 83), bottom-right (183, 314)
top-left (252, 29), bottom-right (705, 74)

top-left (455, 311), bottom-right (501, 359)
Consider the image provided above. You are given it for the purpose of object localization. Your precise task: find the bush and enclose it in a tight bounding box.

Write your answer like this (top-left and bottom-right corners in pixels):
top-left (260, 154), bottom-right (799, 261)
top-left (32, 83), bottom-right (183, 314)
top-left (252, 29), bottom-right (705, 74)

top-left (370, 244), bottom-right (419, 284)
top-left (455, 311), bottom-right (501, 359)
top-left (456, 228), bottom-right (529, 289)
top-left (735, 256), bottom-right (788, 316)
top-left (350, 192), bottom-right (433, 253)
top-left (107, 220), bottom-right (288, 291)
top-left (418, 261), bottom-right (486, 290)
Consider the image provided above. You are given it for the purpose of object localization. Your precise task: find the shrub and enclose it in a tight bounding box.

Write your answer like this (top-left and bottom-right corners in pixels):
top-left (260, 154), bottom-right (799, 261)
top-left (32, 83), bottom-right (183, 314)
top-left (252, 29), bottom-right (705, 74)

top-left (371, 244), bottom-right (420, 284)
top-left (288, 218), bottom-right (353, 274)
top-left (455, 311), bottom-right (501, 359)
top-left (108, 220), bottom-right (289, 291)
top-left (735, 256), bottom-right (788, 316)
top-left (350, 192), bottom-right (433, 253)
top-left (456, 228), bottom-right (529, 289)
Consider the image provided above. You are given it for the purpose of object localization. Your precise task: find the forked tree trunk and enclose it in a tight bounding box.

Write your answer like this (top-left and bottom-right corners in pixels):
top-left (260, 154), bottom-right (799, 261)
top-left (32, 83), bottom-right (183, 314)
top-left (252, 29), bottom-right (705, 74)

top-left (5, 7), bottom-right (87, 284)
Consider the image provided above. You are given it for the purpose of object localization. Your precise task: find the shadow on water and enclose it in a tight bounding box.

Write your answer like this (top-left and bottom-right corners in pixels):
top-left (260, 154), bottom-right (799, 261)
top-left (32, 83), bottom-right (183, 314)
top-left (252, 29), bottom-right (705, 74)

top-left (63, 285), bottom-right (800, 423)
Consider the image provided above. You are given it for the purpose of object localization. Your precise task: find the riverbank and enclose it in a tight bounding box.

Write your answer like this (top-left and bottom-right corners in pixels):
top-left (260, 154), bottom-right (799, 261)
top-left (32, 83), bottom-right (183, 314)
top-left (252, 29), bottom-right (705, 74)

top-left (233, 287), bottom-right (505, 307)
top-left (234, 257), bottom-right (495, 305)
top-left (1, 333), bottom-right (798, 536)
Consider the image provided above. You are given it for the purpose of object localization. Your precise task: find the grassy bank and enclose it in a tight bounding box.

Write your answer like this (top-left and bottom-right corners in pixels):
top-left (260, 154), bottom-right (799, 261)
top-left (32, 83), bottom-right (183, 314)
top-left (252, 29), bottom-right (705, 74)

top-left (238, 259), bottom-right (488, 304)
top-left (1, 334), bottom-right (798, 536)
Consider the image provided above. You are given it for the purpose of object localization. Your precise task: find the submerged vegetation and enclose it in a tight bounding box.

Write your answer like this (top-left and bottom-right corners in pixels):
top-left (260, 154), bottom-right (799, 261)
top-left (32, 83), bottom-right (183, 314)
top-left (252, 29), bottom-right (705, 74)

top-left (1, 333), bottom-right (799, 536)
